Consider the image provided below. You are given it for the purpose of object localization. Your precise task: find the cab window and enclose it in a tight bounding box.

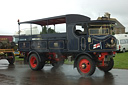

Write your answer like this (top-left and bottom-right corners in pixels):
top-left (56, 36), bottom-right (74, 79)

top-left (74, 24), bottom-right (87, 36)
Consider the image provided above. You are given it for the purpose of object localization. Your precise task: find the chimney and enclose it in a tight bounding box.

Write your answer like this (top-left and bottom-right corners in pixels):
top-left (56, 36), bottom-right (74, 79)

top-left (104, 12), bottom-right (111, 19)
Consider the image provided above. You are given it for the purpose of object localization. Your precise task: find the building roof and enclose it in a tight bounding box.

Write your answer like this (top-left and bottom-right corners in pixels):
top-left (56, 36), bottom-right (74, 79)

top-left (97, 17), bottom-right (125, 28)
top-left (110, 18), bottom-right (125, 28)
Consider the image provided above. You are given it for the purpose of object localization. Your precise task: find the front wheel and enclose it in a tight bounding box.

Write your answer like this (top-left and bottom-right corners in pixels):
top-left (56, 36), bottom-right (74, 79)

top-left (77, 55), bottom-right (96, 76)
top-left (29, 54), bottom-right (45, 71)
top-left (98, 58), bottom-right (114, 72)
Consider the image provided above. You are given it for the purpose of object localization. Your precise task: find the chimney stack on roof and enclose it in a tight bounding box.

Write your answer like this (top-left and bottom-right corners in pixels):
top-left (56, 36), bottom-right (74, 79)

top-left (104, 12), bottom-right (111, 19)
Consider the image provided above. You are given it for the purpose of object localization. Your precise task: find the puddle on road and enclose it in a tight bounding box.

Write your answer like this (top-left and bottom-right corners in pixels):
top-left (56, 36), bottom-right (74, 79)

top-left (0, 74), bottom-right (16, 85)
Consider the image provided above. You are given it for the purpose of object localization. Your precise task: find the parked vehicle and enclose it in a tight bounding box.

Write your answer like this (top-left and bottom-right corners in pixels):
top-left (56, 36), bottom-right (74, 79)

top-left (114, 34), bottom-right (128, 52)
top-left (13, 51), bottom-right (20, 56)
top-left (18, 14), bottom-right (116, 76)
top-left (0, 35), bottom-right (16, 64)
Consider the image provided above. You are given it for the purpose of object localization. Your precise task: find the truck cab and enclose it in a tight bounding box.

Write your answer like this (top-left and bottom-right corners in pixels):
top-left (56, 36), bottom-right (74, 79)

top-left (18, 14), bottom-right (116, 76)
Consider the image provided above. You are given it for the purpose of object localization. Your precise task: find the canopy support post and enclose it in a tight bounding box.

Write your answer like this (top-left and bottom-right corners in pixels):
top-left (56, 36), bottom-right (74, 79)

top-left (54, 24), bottom-right (55, 32)
top-left (30, 24), bottom-right (32, 40)
top-left (18, 24), bottom-right (20, 41)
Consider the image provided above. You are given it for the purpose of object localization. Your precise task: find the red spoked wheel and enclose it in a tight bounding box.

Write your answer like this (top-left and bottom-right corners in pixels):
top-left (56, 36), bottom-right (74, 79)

top-left (79, 59), bottom-right (91, 73)
top-left (30, 56), bottom-right (37, 68)
top-left (29, 53), bottom-right (45, 71)
top-left (77, 55), bottom-right (96, 76)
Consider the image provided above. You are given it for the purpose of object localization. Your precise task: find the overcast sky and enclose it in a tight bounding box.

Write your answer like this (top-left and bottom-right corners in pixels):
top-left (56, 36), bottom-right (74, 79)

top-left (0, 0), bottom-right (128, 35)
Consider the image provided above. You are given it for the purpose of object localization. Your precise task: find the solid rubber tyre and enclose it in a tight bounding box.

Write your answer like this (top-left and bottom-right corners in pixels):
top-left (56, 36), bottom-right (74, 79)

top-left (29, 54), bottom-right (45, 71)
top-left (98, 58), bottom-right (114, 72)
top-left (77, 55), bottom-right (96, 76)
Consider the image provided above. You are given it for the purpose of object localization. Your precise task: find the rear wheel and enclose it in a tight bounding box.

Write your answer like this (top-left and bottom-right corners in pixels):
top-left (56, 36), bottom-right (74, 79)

top-left (29, 54), bottom-right (45, 70)
top-left (98, 58), bottom-right (114, 72)
top-left (77, 55), bottom-right (96, 76)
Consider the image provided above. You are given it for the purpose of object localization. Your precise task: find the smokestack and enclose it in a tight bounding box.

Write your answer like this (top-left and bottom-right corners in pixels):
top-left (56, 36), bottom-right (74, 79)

top-left (104, 12), bottom-right (111, 19)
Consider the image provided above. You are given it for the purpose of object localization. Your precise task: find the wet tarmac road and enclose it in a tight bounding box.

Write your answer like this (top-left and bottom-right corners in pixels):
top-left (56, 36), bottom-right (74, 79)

top-left (0, 59), bottom-right (128, 85)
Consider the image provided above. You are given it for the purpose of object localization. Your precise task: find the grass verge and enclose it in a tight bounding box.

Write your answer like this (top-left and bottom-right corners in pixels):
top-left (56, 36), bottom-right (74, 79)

top-left (64, 60), bottom-right (74, 65)
top-left (114, 52), bottom-right (128, 69)
top-left (15, 56), bottom-right (24, 61)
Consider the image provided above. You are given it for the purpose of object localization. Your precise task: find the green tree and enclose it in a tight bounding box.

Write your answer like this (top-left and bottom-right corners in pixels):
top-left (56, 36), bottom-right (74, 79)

top-left (40, 26), bottom-right (56, 34)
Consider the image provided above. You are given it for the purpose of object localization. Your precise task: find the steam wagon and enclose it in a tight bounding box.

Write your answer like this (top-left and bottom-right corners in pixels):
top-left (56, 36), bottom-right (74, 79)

top-left (18, 14), bottom-right (116, 76)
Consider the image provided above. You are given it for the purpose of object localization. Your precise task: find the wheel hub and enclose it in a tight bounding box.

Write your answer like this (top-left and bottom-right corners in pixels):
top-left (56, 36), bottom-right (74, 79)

top-left (82, 63), bottom-right (87, 69)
